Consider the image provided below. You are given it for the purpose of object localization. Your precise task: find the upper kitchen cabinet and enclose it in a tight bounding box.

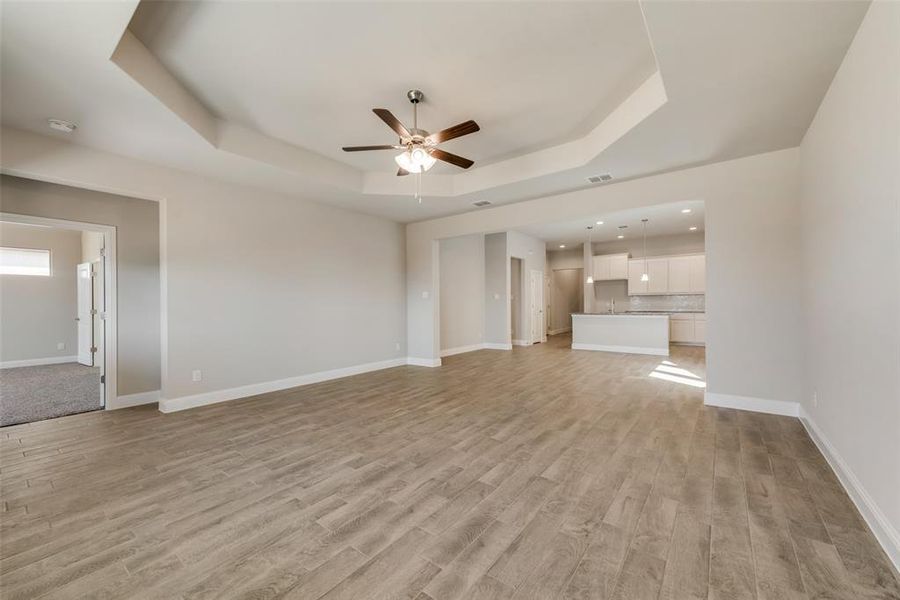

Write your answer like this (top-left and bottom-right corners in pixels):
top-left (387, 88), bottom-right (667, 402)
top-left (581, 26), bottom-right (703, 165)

top-left (627, 257), bottom-right (669, 294)
top-left (592, 253), bottom-right (629, 281)
top-left (628, 253), bottom-right (705, 295)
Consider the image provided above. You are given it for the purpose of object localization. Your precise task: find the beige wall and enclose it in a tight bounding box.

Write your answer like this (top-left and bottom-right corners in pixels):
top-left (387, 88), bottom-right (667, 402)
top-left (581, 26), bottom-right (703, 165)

top-left (549, 268), bottom-right (582, 333)
top-left (799, 0), bottom-right (899, 560)
top-left (0, 222), bottom-right (81, 363)
top-left (591, 231), bottom-right (705, 257)
top-left (1, 175), bottom-right (160, 395)
top-left (439, 234), bottom-right (484, 352)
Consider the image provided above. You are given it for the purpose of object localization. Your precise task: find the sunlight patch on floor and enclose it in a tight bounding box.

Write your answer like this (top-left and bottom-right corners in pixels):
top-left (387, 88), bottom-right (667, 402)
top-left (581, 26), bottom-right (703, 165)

top-left (649, 359), bottom-right (706, 388)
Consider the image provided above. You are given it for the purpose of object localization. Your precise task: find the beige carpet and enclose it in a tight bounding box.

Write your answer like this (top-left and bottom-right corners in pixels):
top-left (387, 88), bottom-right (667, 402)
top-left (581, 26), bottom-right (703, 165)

top-left (0, 362), bottom-right (102, 426)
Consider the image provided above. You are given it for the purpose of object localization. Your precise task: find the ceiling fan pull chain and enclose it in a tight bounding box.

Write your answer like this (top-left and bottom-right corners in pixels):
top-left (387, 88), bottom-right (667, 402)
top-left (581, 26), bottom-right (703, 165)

top-left (416, 172), bottom-right (422, 204)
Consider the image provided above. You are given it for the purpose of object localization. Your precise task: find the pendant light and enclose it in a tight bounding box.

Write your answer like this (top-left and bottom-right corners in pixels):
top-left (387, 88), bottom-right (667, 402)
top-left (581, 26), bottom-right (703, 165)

top-left (640, 218), bottom-right (649, 282)
top-left (585, 225), bottom-right (594, 284)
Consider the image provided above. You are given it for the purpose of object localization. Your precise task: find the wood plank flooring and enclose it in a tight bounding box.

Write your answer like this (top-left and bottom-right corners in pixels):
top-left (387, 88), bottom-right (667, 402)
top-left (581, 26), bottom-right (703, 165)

top-left (2, 335), bottom-right (898, 599)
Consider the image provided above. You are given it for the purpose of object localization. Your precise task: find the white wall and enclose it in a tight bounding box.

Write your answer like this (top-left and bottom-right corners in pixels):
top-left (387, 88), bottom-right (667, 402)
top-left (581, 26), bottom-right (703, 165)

top-left (1, 175), bottom-right (161, 395)
top-left (799, 0), bottom-right (900, 564)
top-left (0, 129), bottom-right (407, 404)
top-left (0, 222), bottom-right (81, 363)
top-left (407, 147), bottom-right (804, 408)
top-left (591, 231), bottom-right (705, 257)
top-left (547, 246), bottom-right (584, 271)
top-left (439, 234), bottom-right (484, 352)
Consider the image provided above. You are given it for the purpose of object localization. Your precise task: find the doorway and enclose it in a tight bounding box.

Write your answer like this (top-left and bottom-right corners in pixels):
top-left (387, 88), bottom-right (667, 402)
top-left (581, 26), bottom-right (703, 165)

top-left (510, 257), bottom-right (523, 344)
top-left (529, 269), bottom-right (544, 344)
top-left (0, 214), bottom-right (116, 426)
top-left (549, 268), bottom-right (583, 335)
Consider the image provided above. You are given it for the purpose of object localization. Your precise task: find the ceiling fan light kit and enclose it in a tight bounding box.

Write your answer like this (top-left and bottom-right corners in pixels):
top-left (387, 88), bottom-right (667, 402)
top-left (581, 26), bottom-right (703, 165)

top-left (342, 89), bottom-right (480, 201)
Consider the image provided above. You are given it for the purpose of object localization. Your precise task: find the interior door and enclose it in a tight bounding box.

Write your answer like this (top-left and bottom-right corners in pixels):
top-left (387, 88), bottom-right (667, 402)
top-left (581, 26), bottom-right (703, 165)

top-left (76, 262), bottom-right (94, 366)
top-left (530, 270), bottom-right (543, 344)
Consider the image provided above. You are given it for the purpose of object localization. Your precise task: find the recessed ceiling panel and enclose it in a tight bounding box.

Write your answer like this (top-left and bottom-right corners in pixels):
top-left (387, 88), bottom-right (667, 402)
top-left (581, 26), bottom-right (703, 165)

top-left (128, 1), bottom-right (657, 173)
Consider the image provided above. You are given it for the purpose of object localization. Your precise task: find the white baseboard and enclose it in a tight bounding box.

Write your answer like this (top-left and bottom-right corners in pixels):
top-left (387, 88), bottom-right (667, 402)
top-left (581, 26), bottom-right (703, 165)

top-left (799, 406), bottom-right (900, 571)
top-left (571, 343), bottom-right (668, 356)
top-left (108, 390), bottom-right (159, 410)
top-left (440, 344), bottom-right (484, 358)
top-left (159, 357), bottom-right (409, 413)
top-left (1, 355), bottom-right (78, 369)
top-left (512, 339), bottom-right (531, 347)
top-left (548, 328), bottom-right (571, 335)
top-left (406, 357), bottom-right (442, 367)
top-left (483, 342), bottom-right (512, 351)
top-left (703, 392), bottom-right (799, 417)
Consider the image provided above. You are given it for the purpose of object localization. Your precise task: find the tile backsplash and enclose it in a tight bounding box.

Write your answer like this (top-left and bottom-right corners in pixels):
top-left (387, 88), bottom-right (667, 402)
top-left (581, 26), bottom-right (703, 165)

top-left (628, 294), bottom-right (705, 312)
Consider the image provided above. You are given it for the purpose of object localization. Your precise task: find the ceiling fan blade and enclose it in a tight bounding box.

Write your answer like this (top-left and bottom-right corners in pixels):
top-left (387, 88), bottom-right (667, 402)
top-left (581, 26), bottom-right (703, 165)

top-left (426, 120), bottom-right (479, 144)
top-left (429, 148), bottom-right (474, 169)
top-left (342, 145), bottom-right (402, 152)
top-left (397, 168), bottom-right (409, 176)
top-left (373, 109), bottom-right (411, 138)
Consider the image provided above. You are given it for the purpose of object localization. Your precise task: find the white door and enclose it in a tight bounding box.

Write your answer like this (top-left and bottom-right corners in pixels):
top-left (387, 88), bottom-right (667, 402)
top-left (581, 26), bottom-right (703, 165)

top-left (530, 270), bottom-right (543, 344)
top-left (76, 262), bottom-right (94, 366)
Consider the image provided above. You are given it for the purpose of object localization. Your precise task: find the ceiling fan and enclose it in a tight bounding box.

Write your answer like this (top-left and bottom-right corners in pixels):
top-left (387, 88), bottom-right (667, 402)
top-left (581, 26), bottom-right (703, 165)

top-left (342, 90), bottom-right (479, 176)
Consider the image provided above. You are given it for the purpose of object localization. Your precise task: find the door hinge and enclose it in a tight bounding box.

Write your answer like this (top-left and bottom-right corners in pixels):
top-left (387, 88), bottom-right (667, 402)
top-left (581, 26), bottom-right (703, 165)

top-left (90, 309), bottom-right (98, 316)
top-left (99, 248), bottom-right (106, 257)
top-left (100, 375), bottom-right (105, 384)
top-left (90, 346), bottom-right (98, 353)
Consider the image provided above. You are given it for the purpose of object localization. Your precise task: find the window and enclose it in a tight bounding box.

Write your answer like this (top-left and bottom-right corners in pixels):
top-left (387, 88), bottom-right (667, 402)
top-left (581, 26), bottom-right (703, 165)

top-left (0, 247), bottom-right (51, 276)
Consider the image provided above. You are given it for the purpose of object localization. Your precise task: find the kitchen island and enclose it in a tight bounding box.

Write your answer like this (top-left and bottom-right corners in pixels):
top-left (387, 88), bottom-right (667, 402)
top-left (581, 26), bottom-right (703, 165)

top-left (571, 313), bottom-right (670, 356)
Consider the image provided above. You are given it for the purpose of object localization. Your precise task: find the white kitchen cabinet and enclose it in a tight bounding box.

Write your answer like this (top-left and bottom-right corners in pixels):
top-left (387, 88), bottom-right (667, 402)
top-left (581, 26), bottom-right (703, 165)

top-left (689, 255), bottom-right (706, 293)
top-left (667, 256), bottom-right (692, 293)
top-left (668, 313), bottom-right (706, 345)
top-left (694, 315), bottom-right (706, 343)
top-left (628, 259), bottom-right (647, 294)
top-left (646, 258), bottom-right (669, 294)
top-left (627, 253), bottom-right (705, 296)
top-left (670, 318), bottom-right (694, 343)
top-left (592, 253), bottom-right (629, 281)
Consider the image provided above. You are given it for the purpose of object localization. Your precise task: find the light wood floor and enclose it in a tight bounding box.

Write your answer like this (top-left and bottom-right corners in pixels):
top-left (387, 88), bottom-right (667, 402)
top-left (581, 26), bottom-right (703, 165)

top-left (1, 335), bottom-right (898, 600)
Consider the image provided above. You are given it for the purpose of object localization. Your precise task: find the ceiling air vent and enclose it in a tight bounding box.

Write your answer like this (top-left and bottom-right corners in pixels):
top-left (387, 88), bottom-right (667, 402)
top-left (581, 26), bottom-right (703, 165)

top-left (587, 173), bottom-right (613, 184)
top-left (472, 200), bottom-right (492, 207)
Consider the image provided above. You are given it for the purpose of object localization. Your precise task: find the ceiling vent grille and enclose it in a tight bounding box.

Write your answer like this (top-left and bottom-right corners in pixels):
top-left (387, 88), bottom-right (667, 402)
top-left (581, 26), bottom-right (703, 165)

top-left (587, 173), bottom-right (613, 184)
top-left (472, 200), bottom-right (492, 207)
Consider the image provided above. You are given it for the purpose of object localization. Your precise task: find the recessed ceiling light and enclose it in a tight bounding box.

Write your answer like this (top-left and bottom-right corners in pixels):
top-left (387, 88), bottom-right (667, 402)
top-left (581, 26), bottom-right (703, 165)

top-left (559, 244), bottom-right (566, 248)
top-left (681, 208), bottom-right (692, 214)
top-left (617, 235), bottom-right (625, 239)
top-left (47, 118), bottom-right (77, 133)
top-left (689, 226), bottom-right (698, 231)
top-left (596, 221), bottom-right (604, 225)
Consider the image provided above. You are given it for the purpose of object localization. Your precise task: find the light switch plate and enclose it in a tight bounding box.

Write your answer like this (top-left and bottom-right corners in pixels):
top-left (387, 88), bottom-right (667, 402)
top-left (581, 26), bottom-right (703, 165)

top-left (421, 291), bottom-right (430, 299)
top-left (192, 370), bottom-right (202, 382)
top-left (57, 342), bottom-right (65, 350)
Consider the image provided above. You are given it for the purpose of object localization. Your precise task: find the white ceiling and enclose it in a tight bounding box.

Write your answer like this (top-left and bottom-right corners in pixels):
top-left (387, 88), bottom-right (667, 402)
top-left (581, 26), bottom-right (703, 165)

top-left (129, 1), bottom-right (656, 173)
top-left (518, 199), bottom-right (705, 248)
top-left (0, 1), bottom-right (869, 223)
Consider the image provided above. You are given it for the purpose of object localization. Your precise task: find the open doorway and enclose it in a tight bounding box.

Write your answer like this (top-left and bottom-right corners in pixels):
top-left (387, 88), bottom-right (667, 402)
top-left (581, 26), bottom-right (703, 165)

top-left (0, 215), bottom-right (116, 426)
top-left (549, 268), bottom-right (583, 335)
top-left (510, 257), bottom-right (523, 345)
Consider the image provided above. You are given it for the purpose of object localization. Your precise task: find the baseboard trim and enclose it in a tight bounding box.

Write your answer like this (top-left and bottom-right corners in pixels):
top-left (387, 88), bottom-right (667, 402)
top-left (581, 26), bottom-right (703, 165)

top-left (548, 328), bottom-right (571, 336)
top-left (440, 344), bottom-right (484, 358)
top-left (704, 392), bottom-right (799, 417)
top-left (483, 342), bottom-right (513, 351)
top-left (512, 339), bottom-right (531, 347)
top-left (571, 343), bottom-right (668, 356)
top-left (108, 390), bottom-right (159, 410)
top-left (406, 357), bottom-right (442, 367)
top-left (799, 407), bottom-right (900, 571)
top-left (1, 355), bottom-right (78, 369)
top-left (159, 358), bottom-right (409, 413)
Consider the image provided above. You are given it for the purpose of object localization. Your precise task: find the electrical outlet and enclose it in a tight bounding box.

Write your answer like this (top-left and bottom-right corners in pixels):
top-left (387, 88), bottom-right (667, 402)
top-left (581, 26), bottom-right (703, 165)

top-left (57, 342), bottom-right (65, 350)
top-left (192, 370), bottom-right (202, 382)
top-left (812, 390), bottom-right (818, 408)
